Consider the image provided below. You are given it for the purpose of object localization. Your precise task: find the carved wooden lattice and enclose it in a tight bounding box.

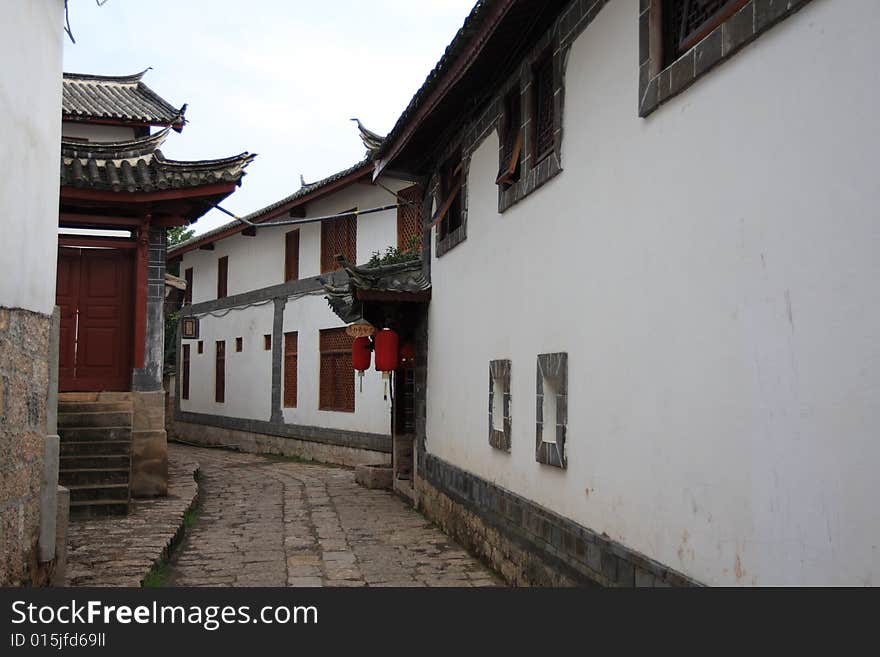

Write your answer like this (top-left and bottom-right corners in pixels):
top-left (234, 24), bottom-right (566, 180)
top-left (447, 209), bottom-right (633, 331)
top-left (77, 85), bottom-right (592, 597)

top-left (663, 0), bottom-right (744, 64)
top-left (283, 331), bottom-right (297, 408)
top-left (319, 328), bottom-right (354, 412)
top-left (533, 53), bottom-right (555, 162)
top-left (397, 184), bottom-right (422, 252)
top-left (321, 212), bottom-right (357, 272)
top-left (215, 340), bottom-right (225, 403)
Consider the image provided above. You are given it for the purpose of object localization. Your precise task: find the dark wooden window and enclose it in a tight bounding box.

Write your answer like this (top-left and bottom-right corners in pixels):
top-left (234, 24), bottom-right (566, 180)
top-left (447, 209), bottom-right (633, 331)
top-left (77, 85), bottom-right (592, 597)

top-left (532, 51), bottom-right (555, 164)
top-left (397, 185), bottom-right (422, 252)
top-left (662, 0), bottom-right (748, 66)
top-left (437, 150), bottom-right (463, 241)
top-left (285, 229), bottom-right (300, 282)
top-left (496, 89), bottom-right (523, 188)
top-left (197, 340), bottom-right (203, 354)
top-left (215, 340), bottom-right (225, 403)
top-left (321, 210), bottom-right (357, 273)
top-left (235, 337), bottom-right (243, 352)
top-left (319, 327), bottom-right (354, 413)
top-left (181, 344), bottom-right (190, 400)
top-left (264, 334), bottom-right (272, 350)
top-left (184, 267), bottom-right (193, 304)
top-left (283, 331), bottom-right (298, 408)
top-left (217, 256), bottom-right (228, 299)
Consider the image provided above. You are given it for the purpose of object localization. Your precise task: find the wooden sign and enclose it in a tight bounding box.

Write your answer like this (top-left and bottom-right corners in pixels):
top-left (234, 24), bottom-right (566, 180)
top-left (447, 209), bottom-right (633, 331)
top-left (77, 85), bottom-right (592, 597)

top-left (181, 317), bottom-right (200, 340)
top-left (346, 321), bottom-right (375, 338)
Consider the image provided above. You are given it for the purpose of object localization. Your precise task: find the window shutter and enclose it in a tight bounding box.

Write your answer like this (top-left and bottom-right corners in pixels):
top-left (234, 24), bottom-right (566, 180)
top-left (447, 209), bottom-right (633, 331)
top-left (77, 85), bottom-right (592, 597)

top-left (181, 344), bottom-right (190, 400)
top-left (217, 256), bottom-right (228, 299)
top-left (321, 211), bottom-right (357, 272)
top-left (284, 332), bottom-right (298, 408)
top-left (397, 185), bottom-right (422, 252)
top-left (285, 230), bottom-right (300, 282)
top-left (319, 328), bottom-right (354, 412)
top-left (215, 340), bottom-right (225, 403)
top-left (184, 267), bottom-right (193, 304)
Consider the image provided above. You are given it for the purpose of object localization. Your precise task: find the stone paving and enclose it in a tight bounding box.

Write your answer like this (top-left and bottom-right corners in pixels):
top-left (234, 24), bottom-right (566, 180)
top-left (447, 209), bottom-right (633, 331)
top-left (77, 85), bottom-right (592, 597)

top-left (166, 444), bottom-right (503, 587)
top-left (65, 451), bottom-right (199, 587)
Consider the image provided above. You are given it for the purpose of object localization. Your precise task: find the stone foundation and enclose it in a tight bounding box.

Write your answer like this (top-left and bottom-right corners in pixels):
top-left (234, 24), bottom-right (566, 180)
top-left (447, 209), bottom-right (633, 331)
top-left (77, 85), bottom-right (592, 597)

top-left (416, 452), bottom-right (699, 587)
top-left (131, 390), bottom-right (168, 498)
top-left (171, 420), bottom-right (391, 468)
top-left (0, 306), bottom-right (53, 586)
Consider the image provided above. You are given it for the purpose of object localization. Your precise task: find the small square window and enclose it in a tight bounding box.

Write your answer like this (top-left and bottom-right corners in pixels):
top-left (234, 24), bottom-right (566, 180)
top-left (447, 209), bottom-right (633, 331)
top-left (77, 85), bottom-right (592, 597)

top-left (488, 360), bottom-right (512, 452)
top-left (536, 352), bottom-right (567, 469)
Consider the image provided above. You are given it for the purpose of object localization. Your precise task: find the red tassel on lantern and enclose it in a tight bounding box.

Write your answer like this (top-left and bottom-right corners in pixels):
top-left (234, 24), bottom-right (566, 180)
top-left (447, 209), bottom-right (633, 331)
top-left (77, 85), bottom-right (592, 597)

top-left (352, 336), bottom-right (371, 372)
top-left (374, 329), bottom-right (399, 372)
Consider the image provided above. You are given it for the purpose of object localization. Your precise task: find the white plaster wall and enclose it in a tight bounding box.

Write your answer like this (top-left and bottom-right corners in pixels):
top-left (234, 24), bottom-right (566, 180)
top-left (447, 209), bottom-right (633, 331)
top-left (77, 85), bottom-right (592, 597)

top-left (0, 0), bottom-right (64, 315)
top-left (61, 122), bottom-right (136, 142)
top-left (281, 295), bottom-right (392, 435)
top-left (425, 0), bottom-right (880, 586)
top-left (178, 176), bottom-right (407, 435)
top-left (180, 176), bottom-right (410, 304)
top-left (179, 303), bottom-right (274, 421)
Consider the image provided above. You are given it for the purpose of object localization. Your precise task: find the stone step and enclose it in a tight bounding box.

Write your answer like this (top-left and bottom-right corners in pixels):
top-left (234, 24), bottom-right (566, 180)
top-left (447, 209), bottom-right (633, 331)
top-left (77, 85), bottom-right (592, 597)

top-left (58, 426), bottom-right (131, 442)
top-left (69, 499), bottom-right (129, 518)
top-left (58, 401), bottom-right (133, 414)
top-left (67, 482), bottom-right (129, 502)
top-left (59, 468), bottom-right (130, 487)
top-left (60, 440), bottom-right (131, 457)
top-left (58, 411), bottom-right (132, 429)
top-left (60, 454), bottom-right (131, 470)
top-left (59, 392), bottom-right (132, 403)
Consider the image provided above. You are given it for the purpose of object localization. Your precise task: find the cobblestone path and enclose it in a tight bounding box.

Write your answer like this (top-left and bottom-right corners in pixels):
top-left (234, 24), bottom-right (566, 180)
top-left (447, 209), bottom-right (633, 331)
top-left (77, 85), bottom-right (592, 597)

top-left (166, 444), bottom-right (503, 587)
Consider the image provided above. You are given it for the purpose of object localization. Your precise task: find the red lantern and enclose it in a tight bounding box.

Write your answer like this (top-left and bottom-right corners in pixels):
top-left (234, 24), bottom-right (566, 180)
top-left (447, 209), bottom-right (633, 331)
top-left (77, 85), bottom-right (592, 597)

top-left (374, 329), bottom-right (399, 372)
top-left (352, 336), bottom-right (371, 372)
top-left (399, 342), bottom-right (415, 369)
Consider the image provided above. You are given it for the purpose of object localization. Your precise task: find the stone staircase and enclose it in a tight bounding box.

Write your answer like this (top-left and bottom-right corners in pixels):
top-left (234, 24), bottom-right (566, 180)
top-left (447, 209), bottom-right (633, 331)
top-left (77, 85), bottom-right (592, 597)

top-left (58, 392), bottom-right (132, 517)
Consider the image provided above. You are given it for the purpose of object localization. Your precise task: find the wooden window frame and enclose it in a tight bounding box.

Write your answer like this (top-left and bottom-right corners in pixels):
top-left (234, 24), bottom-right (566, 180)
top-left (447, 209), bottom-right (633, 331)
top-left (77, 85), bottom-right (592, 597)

top-left (396, 184), bottom-right (423, 253)
top-left (285, 229), bottom-right (300, 282)
top-left (431, 150), bottom-right (463, 241)
top-left (184, 267), bottom-right (193, 304)
top-left (217, 256), bottom-right (228, 299)
top-left (496, 88), bottom-right (523, 189)
top-left (320, 209), bottom-right (357, 273)
top-left (661, 0), bottom-right (749, 67)
top-left (530, 48), bottom-right (557, 166)
top-left (181, 344), bottom-right (190, 401)
top-left (215, 340), bottom-right (225, 404)
top-left (283, 331), bottom-right (298, 408)
top-left (318, 328), bottom-right (355, 413)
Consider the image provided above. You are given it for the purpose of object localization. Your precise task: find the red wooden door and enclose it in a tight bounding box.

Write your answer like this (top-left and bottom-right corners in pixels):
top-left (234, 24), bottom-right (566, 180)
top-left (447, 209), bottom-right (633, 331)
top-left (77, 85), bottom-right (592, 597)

top-left (57, 248), bottom-right (134, 392)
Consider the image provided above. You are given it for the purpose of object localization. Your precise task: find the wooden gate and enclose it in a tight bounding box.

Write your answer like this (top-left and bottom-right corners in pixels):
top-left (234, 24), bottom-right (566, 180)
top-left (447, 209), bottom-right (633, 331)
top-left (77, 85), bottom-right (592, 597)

top-left (57, 247), bottom-right (134, 392)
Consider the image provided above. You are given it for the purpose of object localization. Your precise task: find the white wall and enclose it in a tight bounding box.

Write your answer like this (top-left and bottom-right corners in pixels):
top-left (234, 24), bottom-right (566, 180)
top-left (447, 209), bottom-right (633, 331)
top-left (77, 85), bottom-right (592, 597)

top-left (179, 176), bottom-right (406, 436)
top-left (425, 0), bottom-right (880, 586)
top-left (61, 122), bottom-right (137, 142)
top-left (0, 0), bottom-right (64, 315)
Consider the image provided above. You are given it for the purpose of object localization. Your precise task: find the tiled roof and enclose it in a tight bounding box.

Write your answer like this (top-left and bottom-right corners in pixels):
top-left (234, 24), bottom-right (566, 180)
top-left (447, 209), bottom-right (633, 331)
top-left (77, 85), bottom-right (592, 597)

top-left (167, 159), bottom-right (371, 255)
top-left (323, 258), bottom-right (430, 323)
top-left (60, 128), bottom-right (254, 193)
top-left (62, 70), bottom-right (186, 129)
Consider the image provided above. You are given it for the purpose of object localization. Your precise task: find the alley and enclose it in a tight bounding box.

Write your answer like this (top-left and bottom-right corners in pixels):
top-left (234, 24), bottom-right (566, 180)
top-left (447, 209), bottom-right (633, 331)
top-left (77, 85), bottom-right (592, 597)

top-left (166, 444), bottom-right (503, 587)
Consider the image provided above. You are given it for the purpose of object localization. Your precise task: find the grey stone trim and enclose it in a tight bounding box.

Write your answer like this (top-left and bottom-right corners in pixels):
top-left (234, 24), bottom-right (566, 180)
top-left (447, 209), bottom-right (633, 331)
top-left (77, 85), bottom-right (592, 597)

top-left (133, 226), bottom-right (166, 392)
top-left (488, 359), bottom-right (511, 452)
top-left (179, 275), bottom-right (327, 318)
top-left (270, 297), bottom-right (286, 423)
top-left (174, 409), bottom-right (392, 454)
top-left (420, 452), bottom-right (700, 587)
top-left (639, 0), bottom-right (816, 117)
top-left (536, 352), bottom-right (567, 469)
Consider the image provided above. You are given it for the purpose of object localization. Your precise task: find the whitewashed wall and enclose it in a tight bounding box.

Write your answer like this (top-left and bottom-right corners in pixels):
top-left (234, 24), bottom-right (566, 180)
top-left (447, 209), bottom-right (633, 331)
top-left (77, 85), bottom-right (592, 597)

top-left (178, 176), bottom-right (407, 435)
top-left (0, 0), bottom-right (64, 315)
top-left (61, 122), bottom-right (136, 142)
top-left (425, 0), bottom-right (880, 586)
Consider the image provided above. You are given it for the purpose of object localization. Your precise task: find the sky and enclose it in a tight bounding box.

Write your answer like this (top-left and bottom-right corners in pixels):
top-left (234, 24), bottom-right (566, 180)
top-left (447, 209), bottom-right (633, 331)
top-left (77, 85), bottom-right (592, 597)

top-left (62, 0), bottom-right (476, 236)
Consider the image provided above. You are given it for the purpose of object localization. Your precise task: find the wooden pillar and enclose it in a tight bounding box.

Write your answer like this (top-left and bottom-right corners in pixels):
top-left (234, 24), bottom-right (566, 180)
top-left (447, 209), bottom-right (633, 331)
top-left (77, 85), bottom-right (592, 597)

top-left (133, 215), bottom-right (151, 369)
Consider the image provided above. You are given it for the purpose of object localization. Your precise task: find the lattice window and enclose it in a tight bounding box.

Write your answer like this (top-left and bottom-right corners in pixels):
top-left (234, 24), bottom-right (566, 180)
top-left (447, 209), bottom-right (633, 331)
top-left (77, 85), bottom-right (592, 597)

top-left (181, 344), bottom-right (190, 400)
top-left (532, 52), bottom-right (555, 163)
top-left (215, 340), bottom-right (225, 403)
top-left (284, 331), bottom-right (298, 408)
top-left (397, 185), bottom-right (422, 252)
top-left (496, 89), bottom-right (522, 188)
top-left (319, 327), bottom-right (354, 413)
top-left (663, 0), bottom-right (748, 65)
top-left (321, 211), bottom-right (357, 272)
top-left (438, 151), bottom-right (463, 241)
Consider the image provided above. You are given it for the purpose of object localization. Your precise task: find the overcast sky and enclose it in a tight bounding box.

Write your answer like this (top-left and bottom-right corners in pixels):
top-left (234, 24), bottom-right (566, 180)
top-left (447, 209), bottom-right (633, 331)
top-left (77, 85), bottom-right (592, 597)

top-left (63, 0), bottom-right (476, 235)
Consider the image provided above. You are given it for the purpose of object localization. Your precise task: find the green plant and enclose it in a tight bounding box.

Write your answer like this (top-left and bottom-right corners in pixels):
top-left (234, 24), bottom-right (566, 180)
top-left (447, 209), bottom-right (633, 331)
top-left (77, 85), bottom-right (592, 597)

top-left (367, 240), bottom-right (420, 267)
top-left (142, 560), bottom-right (170, 588)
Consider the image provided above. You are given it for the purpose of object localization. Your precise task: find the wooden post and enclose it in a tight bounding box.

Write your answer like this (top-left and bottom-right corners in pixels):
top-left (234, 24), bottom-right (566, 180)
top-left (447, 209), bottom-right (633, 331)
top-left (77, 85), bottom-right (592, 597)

top-left (133, 215), bottom-right (150, 369)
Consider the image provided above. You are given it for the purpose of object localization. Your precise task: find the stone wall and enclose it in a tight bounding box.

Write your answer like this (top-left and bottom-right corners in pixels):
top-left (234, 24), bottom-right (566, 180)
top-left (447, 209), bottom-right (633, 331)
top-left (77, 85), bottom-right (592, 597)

top-left (0, 307), bottom-right (52, 586)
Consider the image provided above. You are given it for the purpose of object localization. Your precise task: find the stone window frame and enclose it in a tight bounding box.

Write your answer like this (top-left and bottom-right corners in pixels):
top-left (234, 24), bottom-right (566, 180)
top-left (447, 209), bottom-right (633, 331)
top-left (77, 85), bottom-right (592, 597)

top-left (488, 359), bottom-right (512, 452)
top-left (536, 352), bottom-right (568, 469)
top-left (434, 140), bottom-right (469, 258)
top-left (639, 0), bottom-right (816, 117)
